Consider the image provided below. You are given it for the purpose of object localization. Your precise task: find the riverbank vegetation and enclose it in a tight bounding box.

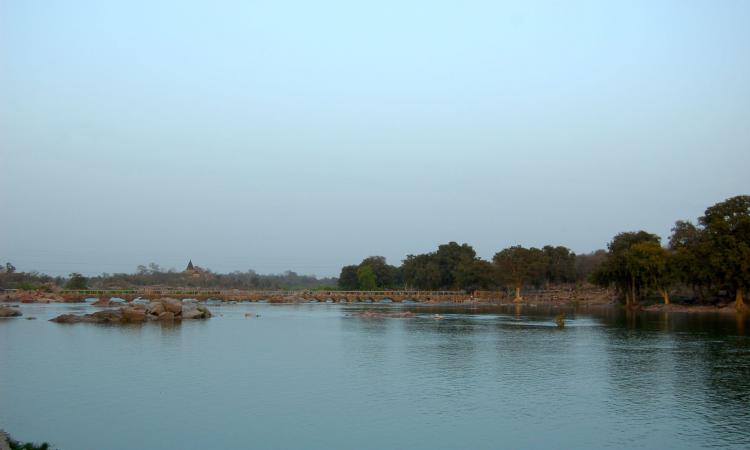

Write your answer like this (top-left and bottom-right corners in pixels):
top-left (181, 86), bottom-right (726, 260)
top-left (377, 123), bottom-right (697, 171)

top-left (0, 431), bottom-right (53, 450)
top-left (338, 195), bottom-right (749, 310)
top-left (2, 195), bottom-right (747, 310)
top-left (0, 264), bottom-right (337, 291)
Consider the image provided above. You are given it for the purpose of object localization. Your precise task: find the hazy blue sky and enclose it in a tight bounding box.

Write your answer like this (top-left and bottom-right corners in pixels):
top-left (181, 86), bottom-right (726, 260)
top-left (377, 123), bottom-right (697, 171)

top-left (1, 0), bottom-right (749, 277)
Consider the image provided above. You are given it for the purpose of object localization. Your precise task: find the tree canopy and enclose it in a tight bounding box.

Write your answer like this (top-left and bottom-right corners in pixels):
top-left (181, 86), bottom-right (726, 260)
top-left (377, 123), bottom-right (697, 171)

top-left (493, 246), bottom-right (546, 301)
top-left (401, 242), bottom-right (495, 290)
top-left (591, 231), bottom-right (661, 308)
top-left (699, 195), bottom-right (750, 309)
top-left (337, 256), bottom-right (400, 290)
top-left (64, 273), bottom-right (88, 290)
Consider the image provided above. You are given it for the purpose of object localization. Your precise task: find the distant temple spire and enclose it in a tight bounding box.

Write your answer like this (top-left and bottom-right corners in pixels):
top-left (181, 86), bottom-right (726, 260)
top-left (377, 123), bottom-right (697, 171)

top-left (186, 259), bottom-right (194, 271)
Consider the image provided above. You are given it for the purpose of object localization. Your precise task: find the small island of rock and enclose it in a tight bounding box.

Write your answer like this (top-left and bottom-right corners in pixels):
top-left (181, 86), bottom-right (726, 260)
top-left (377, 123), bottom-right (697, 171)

top-left (50, 298), bottom-right (211, 324)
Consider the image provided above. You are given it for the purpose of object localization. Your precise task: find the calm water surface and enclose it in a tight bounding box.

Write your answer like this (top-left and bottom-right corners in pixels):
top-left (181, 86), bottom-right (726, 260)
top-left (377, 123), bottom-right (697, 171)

top-left (1, 303), bottom-right (749, 450)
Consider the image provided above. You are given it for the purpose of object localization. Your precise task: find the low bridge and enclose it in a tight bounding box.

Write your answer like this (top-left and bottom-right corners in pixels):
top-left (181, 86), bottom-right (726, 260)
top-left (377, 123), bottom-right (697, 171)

top-left (58, 288), bottom-right (494, 303)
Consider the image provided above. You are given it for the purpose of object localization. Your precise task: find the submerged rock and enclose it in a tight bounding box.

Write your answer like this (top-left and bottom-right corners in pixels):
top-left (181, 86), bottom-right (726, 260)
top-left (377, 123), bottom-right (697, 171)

top-left (0, 307), bottom-right (22, 318)
top-left (51, 309), bottom-right (123, 324)
top-left (351, 310), bottom-right (415, 319)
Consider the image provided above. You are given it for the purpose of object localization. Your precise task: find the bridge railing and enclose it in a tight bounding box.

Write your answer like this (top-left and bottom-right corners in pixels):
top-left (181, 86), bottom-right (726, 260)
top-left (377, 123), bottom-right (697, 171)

top-left (60, 289), bottom-right (138, 295)
top-left (58, 288), bottom-right (469, 297)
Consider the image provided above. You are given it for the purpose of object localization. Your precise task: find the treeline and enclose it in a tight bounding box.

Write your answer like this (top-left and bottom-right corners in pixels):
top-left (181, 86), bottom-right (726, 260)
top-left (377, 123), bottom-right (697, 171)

top-left (0, 263), bottom-right (337, 291)
top-left (591, 195), bottom-right (750, 309)
top-left (339, 195), bottom-right (749, 310)
top-left (4, 195), bottom-right (747, 308)
top-left (88, 264), bottom-right (336, 290)
top-left (339, 243), bottom-right (606, 295)
top-left (0, 262), bottom-right (65, 291)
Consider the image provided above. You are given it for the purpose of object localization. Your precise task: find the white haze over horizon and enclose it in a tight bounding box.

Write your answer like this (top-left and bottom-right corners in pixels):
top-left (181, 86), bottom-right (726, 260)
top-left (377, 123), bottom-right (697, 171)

top-left (1, 0), bottom-right (749, 277)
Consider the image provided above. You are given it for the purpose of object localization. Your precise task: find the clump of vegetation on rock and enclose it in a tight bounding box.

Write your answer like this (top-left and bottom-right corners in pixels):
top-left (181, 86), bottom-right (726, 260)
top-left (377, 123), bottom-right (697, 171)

top-left (1, 431), bottom-right (54, 450)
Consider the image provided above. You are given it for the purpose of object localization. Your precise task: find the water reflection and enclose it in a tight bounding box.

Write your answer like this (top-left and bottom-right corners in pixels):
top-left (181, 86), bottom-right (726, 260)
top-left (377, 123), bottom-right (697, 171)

top-left (0, 303), bottom-right (749, 450)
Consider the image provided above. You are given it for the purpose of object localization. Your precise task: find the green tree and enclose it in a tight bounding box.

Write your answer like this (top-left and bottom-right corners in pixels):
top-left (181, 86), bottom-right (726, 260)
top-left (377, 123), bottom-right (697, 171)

top-left (65, 273), bottom-right (87, 290)
top-left (454, 258), bottom-right (495, 291)
top-left (359, 256), bottom-right (399, 288)
top-left (493, 246), bottom-right (546, 301)
top-left (402, 254), bottom-right (441, 289)
top-left (575, 250), bottom-right (607, 283)
top-left (356, 265), bottom-right (377, 290)
top-left (591, 231), bottom-right (660, 308)
top-left (627, 241), bottom-right (674, 304)
top-left (434, 242), bottom-right (477, 289)
top-left (402, 242), bottom-right (482, 290)
top-left (699, 195), bottom-right (750, 311)
top-left (338, 265), bottom-right (359, 290)
top-left (669, 220), bottom-right (714, 302)
top-left (542, 245), bottom-right (576, 286)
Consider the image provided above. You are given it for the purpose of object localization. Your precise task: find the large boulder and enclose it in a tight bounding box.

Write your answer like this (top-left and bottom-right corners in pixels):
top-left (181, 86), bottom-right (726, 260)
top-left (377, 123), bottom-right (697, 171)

top-left (121, 307), bottom-right (147, 322)
top-left (50, 314), bottom-right (82, 324)
top-left (146, 301), bottom-right (165, 315)
top-left (51, 309), bottom-right (123, 324)
top-left (91, 298), bottom-right (113, 306)
top-left (161, 298), bottom-right (183, 314)
top-left (181, 303), bottom-right (199, 319)
top-left (0, 307), bottom-right (21, 318)
top-left (158, 311), bottom-right (175, 321)
top-left (85, 309), bottom-right (125, 323)
top-left (197, 304), bottom-right (212, 318)
top-left (181, 303), bottom-right (211, 319)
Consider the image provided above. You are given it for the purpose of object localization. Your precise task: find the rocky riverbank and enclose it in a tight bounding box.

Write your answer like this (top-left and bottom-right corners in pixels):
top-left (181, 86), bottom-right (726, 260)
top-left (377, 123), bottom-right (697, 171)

top-left (1, 290), bottom-right (68, 303)
top-left (641, 302), bottom-right (740, 314)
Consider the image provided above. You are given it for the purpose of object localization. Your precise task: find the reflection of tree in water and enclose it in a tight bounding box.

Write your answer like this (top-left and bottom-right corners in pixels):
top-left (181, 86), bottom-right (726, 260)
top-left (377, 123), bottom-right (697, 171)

top-left (601, 310), bottom-right (750, 447)
top-left (686, 333), bottom-right (750, 447)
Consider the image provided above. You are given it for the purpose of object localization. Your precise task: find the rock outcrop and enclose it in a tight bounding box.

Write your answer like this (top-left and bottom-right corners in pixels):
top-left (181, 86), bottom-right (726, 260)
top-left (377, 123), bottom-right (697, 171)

top-left (0, 307), bottom-right (22, 318)
top-left (50, 298), bottom-right (211, 324)
top-left (91, 298), bottom-right (117, 306)
top-left (2, 290), bottom-right (66, 303)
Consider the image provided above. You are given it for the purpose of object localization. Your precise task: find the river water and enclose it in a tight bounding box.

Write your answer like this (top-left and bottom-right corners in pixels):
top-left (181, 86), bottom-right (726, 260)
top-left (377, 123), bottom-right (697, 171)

top-left (1, 302), bottom-right (749, 450)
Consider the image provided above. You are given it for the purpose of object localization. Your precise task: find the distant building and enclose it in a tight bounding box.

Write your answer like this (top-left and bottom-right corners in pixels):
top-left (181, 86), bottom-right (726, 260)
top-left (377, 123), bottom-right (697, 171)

top-left (184, 260), bottom-right (203, 278)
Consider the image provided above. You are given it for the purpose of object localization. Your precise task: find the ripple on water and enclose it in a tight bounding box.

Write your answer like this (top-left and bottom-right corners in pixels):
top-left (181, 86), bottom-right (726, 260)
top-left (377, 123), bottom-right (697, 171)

top-left (0, 303), bottom-right (749, 450)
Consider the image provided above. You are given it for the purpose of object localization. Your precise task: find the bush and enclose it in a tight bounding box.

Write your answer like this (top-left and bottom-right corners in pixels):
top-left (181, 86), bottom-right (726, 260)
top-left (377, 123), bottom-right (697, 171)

top-left (17, 282), bottom-right (37, 291)
top-left (64, 273), bottom-right (87, 290)
top-left (6, 434), bottom-right (53, 450)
